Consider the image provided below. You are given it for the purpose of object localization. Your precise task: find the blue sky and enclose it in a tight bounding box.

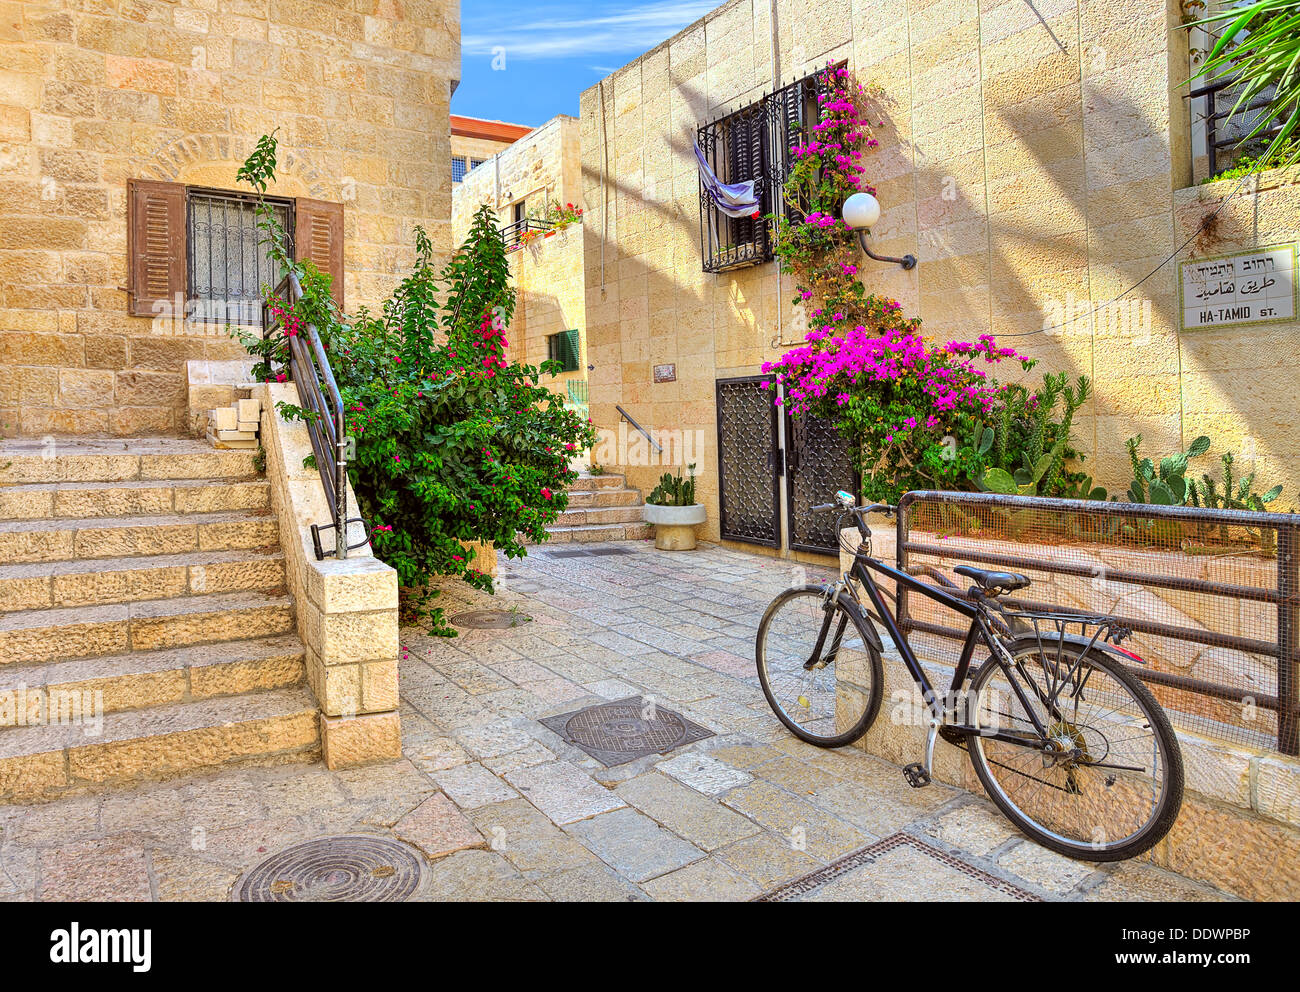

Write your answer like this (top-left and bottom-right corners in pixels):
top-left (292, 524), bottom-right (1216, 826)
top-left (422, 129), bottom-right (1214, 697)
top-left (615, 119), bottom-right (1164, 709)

top-left (454, 0), bottom-right (720, 127)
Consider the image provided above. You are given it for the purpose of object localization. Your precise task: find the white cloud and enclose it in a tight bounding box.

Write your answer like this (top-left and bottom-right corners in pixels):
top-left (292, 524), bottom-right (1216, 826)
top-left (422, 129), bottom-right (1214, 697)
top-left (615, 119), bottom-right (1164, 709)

top-left (463, 0), bottom-right (720, 59)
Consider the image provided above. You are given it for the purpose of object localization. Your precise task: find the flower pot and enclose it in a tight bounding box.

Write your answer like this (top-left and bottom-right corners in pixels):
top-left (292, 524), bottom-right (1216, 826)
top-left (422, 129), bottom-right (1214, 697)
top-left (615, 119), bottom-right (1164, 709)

top-left (643, 502), bottom-right (706, 550)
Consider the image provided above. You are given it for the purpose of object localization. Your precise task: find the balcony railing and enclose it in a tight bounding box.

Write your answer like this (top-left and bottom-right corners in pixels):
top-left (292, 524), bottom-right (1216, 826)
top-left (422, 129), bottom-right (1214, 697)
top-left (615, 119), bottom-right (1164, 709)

top-left (1188, 74), bottom-right (1286, 180)
top-left (500, 217), bottom-right (554, 249)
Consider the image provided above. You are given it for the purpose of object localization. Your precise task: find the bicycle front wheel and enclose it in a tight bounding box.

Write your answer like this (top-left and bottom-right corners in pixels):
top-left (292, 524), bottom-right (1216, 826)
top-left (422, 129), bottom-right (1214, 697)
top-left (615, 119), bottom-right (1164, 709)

top-left (755, 585), bottom-right (883, 747)
top-left (967, 641), bottom-right (1183, 861)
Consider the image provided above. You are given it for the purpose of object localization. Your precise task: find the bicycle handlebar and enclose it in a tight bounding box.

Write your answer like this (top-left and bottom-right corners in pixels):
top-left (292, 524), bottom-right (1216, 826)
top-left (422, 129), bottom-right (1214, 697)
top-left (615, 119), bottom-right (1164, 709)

top-left (811, 501), bottom-right (897, 518)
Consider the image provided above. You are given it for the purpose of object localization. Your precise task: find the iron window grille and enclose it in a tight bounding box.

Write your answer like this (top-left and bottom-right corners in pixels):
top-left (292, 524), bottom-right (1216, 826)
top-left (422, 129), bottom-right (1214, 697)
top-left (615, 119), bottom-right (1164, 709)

top-left (471, 158), bottom-right (488, 169)
top-left (186, 188), bottom-right (291, 326)
top-left (548, 328), bottom-right (581, 371)
top-left (697, 68), bottom-right (834, 273)
top-left (452, 156), bottom-right (467, 182)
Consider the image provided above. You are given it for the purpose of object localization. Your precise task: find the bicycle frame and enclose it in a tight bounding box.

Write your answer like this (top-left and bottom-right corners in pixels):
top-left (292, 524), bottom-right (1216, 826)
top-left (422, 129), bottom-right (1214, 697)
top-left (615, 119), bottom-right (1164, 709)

top-left (839, 533), bottom-right (1062, 746)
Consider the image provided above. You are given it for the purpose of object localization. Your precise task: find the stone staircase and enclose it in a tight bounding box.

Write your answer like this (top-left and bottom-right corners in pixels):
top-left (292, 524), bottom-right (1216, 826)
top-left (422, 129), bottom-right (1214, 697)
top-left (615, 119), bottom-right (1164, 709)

top-left (0, 438), bottom-right (319, 802)
top-left (545, 472), bottom-right (651, 543)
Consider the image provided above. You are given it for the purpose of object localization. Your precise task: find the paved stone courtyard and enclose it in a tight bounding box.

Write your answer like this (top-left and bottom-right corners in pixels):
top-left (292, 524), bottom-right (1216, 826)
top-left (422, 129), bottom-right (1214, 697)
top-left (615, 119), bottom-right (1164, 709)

top-left (0, 542), bottom-right (1232, 901)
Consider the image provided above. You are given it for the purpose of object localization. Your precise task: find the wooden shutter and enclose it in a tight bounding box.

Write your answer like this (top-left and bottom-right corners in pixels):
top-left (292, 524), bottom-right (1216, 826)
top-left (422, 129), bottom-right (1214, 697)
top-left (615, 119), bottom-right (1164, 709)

top-left (294, 198), bottom-right (344, 308)
top-left (127, 179), bottom-right (186, 317)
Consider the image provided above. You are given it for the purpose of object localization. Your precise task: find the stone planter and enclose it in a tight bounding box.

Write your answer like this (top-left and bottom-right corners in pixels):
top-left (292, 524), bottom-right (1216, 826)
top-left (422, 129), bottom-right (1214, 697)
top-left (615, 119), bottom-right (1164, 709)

top-left (644, 502), bottom-right (706, 550)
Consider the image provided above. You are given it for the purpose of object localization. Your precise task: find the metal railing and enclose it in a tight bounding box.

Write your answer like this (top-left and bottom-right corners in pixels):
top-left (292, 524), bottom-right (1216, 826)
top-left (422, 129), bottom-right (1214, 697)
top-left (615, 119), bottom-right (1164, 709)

top-left (893, 491), bottom-right (1299, 755)
top-left (615, 405), bottom-right (663, 454)
top-left (263, 273), bottom-right (360, 561)
top-left (1188, 75), bottom-right (1286, 179)
top-left (500, 217), bottom-right (553, 249)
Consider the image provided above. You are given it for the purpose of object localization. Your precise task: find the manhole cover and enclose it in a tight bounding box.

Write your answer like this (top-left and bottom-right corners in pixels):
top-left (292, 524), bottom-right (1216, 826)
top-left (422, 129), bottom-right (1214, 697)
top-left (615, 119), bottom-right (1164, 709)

top-left (232, 835), bottom-right (424, 902)
top-left (540, 696), bottom-right (713, 766)
top-left (587, 547), bottom-right (634, 556)
top-left (450, 609), bottom-right (531, 629)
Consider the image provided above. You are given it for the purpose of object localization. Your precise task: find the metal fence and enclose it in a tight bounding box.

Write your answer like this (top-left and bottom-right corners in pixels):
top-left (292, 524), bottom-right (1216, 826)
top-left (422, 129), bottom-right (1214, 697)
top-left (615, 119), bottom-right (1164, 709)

top-left (894, 491), bottom-right (1299, 755)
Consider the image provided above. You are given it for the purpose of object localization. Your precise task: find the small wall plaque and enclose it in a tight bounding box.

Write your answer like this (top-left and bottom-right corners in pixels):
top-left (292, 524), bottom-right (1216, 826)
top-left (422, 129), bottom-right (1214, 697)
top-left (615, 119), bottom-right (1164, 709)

top-left (1179, 243), bottom-right (1296, 330)
top-left (653, 363), bottom-right (677, 383)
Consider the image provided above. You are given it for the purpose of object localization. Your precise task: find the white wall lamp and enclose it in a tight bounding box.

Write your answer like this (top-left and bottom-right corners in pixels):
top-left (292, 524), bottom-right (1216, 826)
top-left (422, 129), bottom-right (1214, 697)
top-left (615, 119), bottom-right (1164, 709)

top-left (842, 192), bottom-right (916, 270)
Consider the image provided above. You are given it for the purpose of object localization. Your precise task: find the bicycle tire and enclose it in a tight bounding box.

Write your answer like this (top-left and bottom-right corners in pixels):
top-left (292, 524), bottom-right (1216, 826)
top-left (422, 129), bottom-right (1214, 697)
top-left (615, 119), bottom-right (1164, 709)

top-left (966, 641), bottom-right (1184, 862)
top-left (755, 585), bottom-right (884, 748)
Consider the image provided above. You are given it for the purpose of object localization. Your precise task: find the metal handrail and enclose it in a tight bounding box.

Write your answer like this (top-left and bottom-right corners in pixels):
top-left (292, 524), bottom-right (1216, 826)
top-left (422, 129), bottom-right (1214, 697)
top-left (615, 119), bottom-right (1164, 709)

top-left (264, 273), bottom-right (351, 561)
top-left (615, 405), bottom-right (663, 454)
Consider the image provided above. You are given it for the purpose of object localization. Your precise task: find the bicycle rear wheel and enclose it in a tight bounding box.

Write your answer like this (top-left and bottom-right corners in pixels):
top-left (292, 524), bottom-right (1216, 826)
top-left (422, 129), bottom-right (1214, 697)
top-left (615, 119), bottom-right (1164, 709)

top-left (755, 585), bottom-right (883, 747)
top-left (966, 641), bottom-right (1183, 861)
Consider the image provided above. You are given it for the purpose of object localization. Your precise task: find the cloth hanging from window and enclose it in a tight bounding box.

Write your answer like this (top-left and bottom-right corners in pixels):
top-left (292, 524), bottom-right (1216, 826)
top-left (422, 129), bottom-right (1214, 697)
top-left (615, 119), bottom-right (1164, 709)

top-left (693, 142), bottom-right (761, 219)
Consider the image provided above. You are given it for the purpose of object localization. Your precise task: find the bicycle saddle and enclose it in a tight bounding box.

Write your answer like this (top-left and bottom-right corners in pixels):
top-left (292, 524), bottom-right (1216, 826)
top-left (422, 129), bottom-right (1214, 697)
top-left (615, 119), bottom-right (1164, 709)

top-left (953, 564), bottom-right (1030, 593)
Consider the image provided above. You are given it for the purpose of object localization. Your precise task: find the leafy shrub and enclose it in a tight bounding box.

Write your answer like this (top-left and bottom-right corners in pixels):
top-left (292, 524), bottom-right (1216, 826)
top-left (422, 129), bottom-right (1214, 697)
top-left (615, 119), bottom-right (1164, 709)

top-left (236, 135), bottom-right (596, 633)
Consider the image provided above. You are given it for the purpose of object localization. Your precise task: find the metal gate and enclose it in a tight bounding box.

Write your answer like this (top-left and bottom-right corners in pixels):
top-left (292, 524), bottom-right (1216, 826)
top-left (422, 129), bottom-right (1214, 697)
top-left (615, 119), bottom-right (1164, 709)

top-left (785, 410), bottom-right (858, 554)
top-left (715, 377), bottom-right (857, 554)
top-left (716, 376), bottom-right (781, 547)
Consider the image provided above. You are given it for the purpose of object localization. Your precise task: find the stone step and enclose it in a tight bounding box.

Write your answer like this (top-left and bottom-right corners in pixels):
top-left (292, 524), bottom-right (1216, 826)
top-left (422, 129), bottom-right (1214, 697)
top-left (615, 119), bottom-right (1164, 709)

top-left (0, 478), bottom-right (270, 521)
top-left (575, 473), bottom-right (627, 490)
top-left (0, 550), bottom-right (287, 612)
top-left (565, 488), bottom-right (641, 509)
top-left (0, 686), bottom-right (319, 802)
top-left (0, 591), bottom-right (295, 666)
top-left (554, 505), bottom-right (646, 527)
top-left (545, 522), bottom-right (653, 544)
top-left (0, 635), bottom-right (306, 717)
top-left (0, 438), bottom-right (259, 486)
top-left (0, 511), bottom-right (279, 565)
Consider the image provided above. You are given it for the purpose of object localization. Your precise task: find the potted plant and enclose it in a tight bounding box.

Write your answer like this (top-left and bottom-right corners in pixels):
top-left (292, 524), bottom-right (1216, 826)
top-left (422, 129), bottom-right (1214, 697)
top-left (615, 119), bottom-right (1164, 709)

top-left (643, 464), bottom-right (705, 550)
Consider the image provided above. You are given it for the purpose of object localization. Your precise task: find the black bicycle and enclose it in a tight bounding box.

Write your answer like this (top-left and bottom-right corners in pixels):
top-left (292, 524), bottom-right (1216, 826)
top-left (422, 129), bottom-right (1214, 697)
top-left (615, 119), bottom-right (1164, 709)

top-left (756, 491), bottom-right (1184, 861)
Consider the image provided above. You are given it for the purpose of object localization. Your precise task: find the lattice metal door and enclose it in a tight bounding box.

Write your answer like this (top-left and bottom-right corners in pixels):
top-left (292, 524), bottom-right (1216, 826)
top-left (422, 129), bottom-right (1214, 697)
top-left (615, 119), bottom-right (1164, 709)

top-left (716, 376), bottom-right (781, 547)
top-left (785, 410), bottom-right (859, 554)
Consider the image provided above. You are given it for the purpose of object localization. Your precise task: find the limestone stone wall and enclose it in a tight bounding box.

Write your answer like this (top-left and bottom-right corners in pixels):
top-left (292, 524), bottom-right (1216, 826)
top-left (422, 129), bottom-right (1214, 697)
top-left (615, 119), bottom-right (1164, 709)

top-left (452, 115), bottom-right (583, 243)
top-left (509, 224), bottom-right (587, 401)
top-left (0, 0), bottom-right (459, 438)
top-left (577, 0), bottom-right (1300, 550)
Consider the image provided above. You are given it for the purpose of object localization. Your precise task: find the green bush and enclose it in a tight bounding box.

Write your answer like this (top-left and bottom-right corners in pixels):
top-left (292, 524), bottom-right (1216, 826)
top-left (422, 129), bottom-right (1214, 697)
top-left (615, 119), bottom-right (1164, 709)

top-left (236, 135), bottom-right (596, 634)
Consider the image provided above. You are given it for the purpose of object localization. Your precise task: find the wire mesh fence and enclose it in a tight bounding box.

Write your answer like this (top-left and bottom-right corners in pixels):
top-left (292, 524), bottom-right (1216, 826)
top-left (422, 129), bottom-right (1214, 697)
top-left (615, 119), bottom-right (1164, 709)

top-left (894, 491), bottom-right (1300, 755)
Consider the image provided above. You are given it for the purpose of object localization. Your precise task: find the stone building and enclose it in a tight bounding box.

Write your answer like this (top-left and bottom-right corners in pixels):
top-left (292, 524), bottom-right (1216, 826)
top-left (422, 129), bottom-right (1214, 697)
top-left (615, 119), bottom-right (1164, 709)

top-left (577, 0), bottom-right (1300, 557)
top-left (453, 115), bottom-right (588, 407)
top-left (573, 0), bottom-right (1300, 899)
top-left (1, 0), bottom-right (460, 438)
top-left (0, 0), bottom-right (459, 791)
top-left (449, 113), bottom-right (530, 189)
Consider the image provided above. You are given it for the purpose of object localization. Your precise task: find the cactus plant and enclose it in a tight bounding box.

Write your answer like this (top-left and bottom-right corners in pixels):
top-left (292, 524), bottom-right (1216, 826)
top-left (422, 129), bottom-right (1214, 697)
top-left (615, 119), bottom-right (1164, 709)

top-left (647, 464), bottom-right (698, 506)
top-left (1123, 434), bottom-right (1211, 505)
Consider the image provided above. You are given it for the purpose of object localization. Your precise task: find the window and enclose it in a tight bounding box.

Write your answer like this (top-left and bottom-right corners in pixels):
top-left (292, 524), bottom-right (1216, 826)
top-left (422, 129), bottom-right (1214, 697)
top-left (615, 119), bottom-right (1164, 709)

top-left (547, 329), bottom-right (581, 372)
top-left (452, 156), bottom-right (467, 182)
top-left (127, 180), bottom-right (344, 323)
top-left (697, 69), bottom-right (833, 273)
top-left (471, 158), bottom-right (487, 169)
top-left (187, 189), bottom-right (291, 325)
top-left (513, 199), bottom-right (527, 225)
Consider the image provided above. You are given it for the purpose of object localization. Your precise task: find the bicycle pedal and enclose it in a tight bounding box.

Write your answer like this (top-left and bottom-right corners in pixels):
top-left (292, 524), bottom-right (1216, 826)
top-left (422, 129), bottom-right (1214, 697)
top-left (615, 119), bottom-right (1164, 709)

top-left (902, 763), bottom-right (932, 788)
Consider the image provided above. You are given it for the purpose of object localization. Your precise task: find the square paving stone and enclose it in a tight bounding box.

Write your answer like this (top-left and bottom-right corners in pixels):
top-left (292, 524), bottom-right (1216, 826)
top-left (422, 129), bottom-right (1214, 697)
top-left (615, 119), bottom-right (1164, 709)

top-left (532, 863), bottom-right (648, 902)
top-left (655, 750), bottom-right (752, 796)
top-left (640, 857), bottom-right (763, 902)
top-left (416, 849), bottom-right (548, 902)
top-left (721, 780), bottom-right (869, 862)
top-left (504, 760), bottom-right (626, 825)
top-left (434, 762), bottom-right (520, 810)
top-left (713, 831), bottom-right (822, 890)
top-left (467, 799), bottom-right (600, 875)
top-left (567, 807), bottom-right (706, 883)
top-left (617, 772), bottom-right (761, 851)
top-left (38, 838), bottom-right (152, 901)
top-left (393, 793), bottom-right (487, 861)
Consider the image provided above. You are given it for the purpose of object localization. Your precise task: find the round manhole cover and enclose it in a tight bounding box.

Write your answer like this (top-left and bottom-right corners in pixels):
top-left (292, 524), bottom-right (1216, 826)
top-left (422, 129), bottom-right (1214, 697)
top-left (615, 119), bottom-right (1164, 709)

top-left (566, 700), bottom-right (688, 755)
top-left (450, 609), bottom-right (531, 629)
top-left (233, 835), bottom-right (423, 902)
